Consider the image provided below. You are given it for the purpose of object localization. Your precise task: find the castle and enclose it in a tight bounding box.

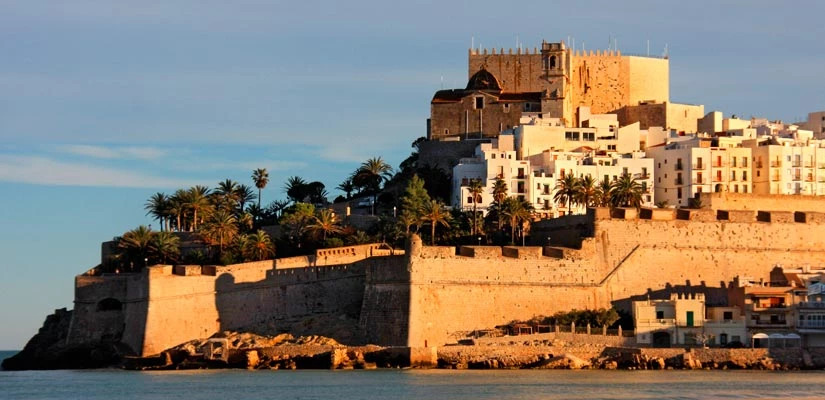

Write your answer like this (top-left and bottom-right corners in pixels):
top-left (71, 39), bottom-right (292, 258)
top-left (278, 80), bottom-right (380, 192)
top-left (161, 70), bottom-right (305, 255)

top-left (67, 194), bottom-right (825, 356)
top-left (427, 41), bottom-right (702, 141)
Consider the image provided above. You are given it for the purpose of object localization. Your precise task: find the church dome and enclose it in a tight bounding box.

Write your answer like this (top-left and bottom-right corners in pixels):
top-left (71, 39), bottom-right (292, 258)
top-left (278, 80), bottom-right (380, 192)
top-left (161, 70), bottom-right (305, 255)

top-left (465, 68), bottom-right (502, 91)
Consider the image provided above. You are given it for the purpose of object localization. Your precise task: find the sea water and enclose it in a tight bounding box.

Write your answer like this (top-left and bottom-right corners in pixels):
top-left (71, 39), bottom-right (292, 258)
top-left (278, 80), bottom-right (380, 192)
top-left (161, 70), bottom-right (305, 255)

top-left (2, 351), bottom-right (822, 399)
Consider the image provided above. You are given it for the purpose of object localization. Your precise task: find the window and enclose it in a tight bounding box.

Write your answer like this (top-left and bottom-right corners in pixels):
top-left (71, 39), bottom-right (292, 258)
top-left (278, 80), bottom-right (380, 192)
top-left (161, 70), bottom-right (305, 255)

top-left (565, 131), bottom-right (579, 141)
top-left (723, 311), bottom-right (733, 320)
top-left (607, 144), bottom-right (616, 151)
top-left (444, 129), bottom-right (449, 135)
top-left (491, 153), bottom-right (496, 159)
top-left (503, 103), bottom-right (510, 113)
top-left (742, 157), bottom-right (748, 168)
top-left (720, 333), bottom-right (728, 345)
top-left (549, 55), bottom-right (556, 69)
top-left (474, 96), bottom-right (484, 109)
top-left (467, 196), bottom-right (473, 204)
top-left (696, 157), bottom-right (703, 169)
top-left (743, 185), bottom-right (748, 193)
top-left (656, 311), bottom-right (664, 319)
top-left (742, 171), bottom-right (748, 181)
top-left (677, 187), bottom-right (683, 199)
top-left (583, 132), bottom-right (595, 141)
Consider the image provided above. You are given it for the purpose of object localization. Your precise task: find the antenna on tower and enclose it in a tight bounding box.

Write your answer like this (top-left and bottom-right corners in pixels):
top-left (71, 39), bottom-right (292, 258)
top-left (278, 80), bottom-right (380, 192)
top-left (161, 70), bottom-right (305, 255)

top-left (471, 36), bottom-right (474, 50)
top-left (440, 75), bottom-right (444, 90)
top-left (516, 34), bottom-right (520, 51)
top-left (663, 43), bottom-right (669, 58)
top-left (614, 38), bottom-right (618, 52)
top-left (608, 35), bottom-right (612, 51)
top-left (647, 39), bottom-right (650, 56)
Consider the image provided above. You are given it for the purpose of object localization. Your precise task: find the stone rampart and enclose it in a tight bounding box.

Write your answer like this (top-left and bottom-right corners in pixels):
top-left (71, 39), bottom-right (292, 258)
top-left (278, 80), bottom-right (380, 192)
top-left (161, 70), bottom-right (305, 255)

top-left (68, 243), bottom-right (400, 356)
top-left (385, 211), bottom-right (825, 348)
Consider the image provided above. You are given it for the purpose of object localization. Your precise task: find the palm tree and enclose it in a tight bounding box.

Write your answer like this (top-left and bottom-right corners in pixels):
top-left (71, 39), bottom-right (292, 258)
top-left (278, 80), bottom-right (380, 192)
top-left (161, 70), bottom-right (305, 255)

top-left (490, 177), bottom-right (508, 229)
top-left (235, 184), bottom-right (257, 212)
top-left (467, 179), bottom-right (484, 235)
top-left (354, 157), bottom-right (394, 215)
top-left (213, 179), bottom-right (240, 213)
top-left (595, 178), bottom-right (613, 207)
top-left (491, 177), bottom-right (508, 204)
top-left (284, 176), bottom-right (307, 204)
top-left (150, 231), bottom-right (180, 264)
top-left (252, 168), bottom-right (269, 209)
top-left (419, 199), bottom-right (451, 245)
top-left (308, 209), bottom-right (343, 241)
top-left (169, 189), bottom-right (187, 231)
top-left (610, 174), bottom-right (644, 208)
top-left (201, 210), bottom-right (238, 255)
top-left (244, 230), bottom-right (275, 261)
top-left (500, 196), bottom-right (533, 245)
top-left (185, 185), bottom-right (212, 231)
top-left (117, 225), bottom-right (154, 271)
top-left (336, 177), bottom-right (355, 200)
top-left (575, 175), bottom-right (597, 209)
top-left (144, 193), bottom-right (169, 231)
top-left (554, 174), bottom-right (580, 215)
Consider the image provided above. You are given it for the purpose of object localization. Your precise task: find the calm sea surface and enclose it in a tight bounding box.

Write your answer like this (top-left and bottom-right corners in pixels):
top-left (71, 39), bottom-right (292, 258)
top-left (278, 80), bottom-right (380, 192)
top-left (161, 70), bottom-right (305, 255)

top-left (2, 350), bottom-right (823, 400)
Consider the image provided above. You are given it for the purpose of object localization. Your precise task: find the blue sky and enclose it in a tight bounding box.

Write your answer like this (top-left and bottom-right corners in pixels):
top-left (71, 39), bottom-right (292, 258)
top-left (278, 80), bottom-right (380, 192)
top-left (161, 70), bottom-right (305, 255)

top-left (1, 0), bottom-right (824, 349)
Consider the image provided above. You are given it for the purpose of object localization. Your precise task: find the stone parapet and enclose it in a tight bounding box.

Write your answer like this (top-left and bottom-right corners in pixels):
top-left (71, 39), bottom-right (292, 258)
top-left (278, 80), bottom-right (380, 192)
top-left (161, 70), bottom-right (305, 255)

top-left (676, 208), bottom-right (716, 222)
top-left (639, 207), bottom-right (675, 221)
top-left (795, 211), bottom-right (825, 224)
top-left (459, 246), bottom-right (502, 258)
top-left (502, 246), bottom-right (543, 259)
top-left (173, 265), bottom-right (202, 276)
top-left (716, 210), bottom-right (755, 223)
top-left (757, 211), bottom-right (794, 223)
top-left (610, 208), bottom-right (638, 220)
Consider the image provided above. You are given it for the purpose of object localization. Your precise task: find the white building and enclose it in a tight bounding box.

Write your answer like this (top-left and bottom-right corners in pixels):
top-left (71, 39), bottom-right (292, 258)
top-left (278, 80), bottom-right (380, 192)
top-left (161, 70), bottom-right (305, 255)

top-left (743, 137), bottom-right (825, 196)
top-left (634, 293), bottom-right (747, 348)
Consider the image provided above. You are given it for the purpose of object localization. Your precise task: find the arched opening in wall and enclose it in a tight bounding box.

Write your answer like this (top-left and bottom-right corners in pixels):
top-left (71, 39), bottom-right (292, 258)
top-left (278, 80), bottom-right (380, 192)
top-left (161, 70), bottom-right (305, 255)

top-left (652, 331), bottom-right (671, 348)
top-left (550, 55), bottom-right (557, 69)
top-left (714, 184), bottom-right (723, 193)
top-left (97, 298), bottom-right (123, 311)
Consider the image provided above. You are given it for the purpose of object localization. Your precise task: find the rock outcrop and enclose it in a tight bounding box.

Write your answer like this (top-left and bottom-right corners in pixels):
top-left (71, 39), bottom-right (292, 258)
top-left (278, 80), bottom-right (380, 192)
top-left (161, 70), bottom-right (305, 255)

top-left (2, 309), bottom-right (131, 370)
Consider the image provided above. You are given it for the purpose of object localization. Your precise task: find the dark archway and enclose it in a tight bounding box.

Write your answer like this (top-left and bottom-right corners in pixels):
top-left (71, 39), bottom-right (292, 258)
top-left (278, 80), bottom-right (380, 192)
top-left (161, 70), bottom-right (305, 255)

top-left (97, 297), bottom-right (123, 311)
top-left (652, 331), bottom-right (671, 348)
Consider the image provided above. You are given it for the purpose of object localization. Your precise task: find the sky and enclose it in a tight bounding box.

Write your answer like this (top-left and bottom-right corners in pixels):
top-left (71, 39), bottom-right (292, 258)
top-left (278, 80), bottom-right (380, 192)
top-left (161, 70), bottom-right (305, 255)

top-left (1, 0), bottom-right (824, 350)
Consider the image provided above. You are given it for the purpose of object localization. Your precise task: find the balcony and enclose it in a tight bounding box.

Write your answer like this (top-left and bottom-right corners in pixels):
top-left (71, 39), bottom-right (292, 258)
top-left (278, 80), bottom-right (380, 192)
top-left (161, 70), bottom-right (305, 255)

top-left (675, 178), bottom-right (684, 185)
top-left (792, 161), bottom-right (802, 168)
top-left (695, 162), bottom-right (704, 169)
top-left (819, 163), bottom-right (825, 169)
top-left (805, 162), bottom-right (815, 168)
top-left (798, 302), bottom-right (825, 309)
top-left (806, 175), bottom-right (814, 182)
top-left (750, 320), bottom-right (790, 327)
top-left (713, 162), bottom-right (726, 168)
top-left (713, 176), bottom-right (724, 182)
top-left (771, 174), bottom-right (781, 182)
top-left (819, 177), bottom-right (825, 183)
top-left (770, 161), bottom-right (782, 168)
top-left (675, 163), bottom-right (684, 171)
top-left (693, 178), bottom-right (707, 184)
top-left (634, 173), bottom-right (650, 179)
top-left (798, 321), bottom-right (825, 329)
top-left (792, 175), bottom-right (802, 182)
top-left (755, 161), bottom-right (763, 168)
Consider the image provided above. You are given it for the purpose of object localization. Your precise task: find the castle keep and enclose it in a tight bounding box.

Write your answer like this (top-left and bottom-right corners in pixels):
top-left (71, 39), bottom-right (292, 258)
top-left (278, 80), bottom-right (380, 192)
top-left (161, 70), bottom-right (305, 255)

top-left (429, 41), bottom-right (670, 140)
top-left (68, 196), bottom-right (825, 356)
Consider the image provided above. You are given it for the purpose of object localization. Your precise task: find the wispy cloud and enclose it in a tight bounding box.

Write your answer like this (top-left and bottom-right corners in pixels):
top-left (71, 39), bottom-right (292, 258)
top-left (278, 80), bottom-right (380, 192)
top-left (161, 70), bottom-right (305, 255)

top-left (0, 155), bottom-right (200, 188)
top-left (58, 144), bottom-right (169, 160)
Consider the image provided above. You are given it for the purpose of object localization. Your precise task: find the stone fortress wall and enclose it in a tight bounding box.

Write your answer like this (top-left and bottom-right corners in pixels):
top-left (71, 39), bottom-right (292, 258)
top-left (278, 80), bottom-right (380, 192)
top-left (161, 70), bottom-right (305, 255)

top-left (369, 200), bottom-right (825, 348)
top-left (68, 195), bottom-right (825, 356)
top-left (68, 244), bottom-right (401, 356)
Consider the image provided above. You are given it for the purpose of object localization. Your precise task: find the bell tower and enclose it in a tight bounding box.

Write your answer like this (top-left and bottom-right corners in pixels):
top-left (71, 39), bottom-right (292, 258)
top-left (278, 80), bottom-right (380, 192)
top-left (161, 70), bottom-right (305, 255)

top-left (540, 41), bottom-right (569, 122)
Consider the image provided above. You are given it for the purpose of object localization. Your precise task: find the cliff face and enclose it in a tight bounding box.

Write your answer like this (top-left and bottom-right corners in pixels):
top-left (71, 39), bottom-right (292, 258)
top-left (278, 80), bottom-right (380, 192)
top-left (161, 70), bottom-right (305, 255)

top-left (1, 308), bottom-right (129, 370)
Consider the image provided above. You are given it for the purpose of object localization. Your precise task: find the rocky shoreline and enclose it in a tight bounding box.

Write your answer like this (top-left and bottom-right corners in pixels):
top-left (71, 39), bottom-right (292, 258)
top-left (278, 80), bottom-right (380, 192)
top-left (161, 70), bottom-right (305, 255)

top-left (5, 326), bottom-right (823, 371)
